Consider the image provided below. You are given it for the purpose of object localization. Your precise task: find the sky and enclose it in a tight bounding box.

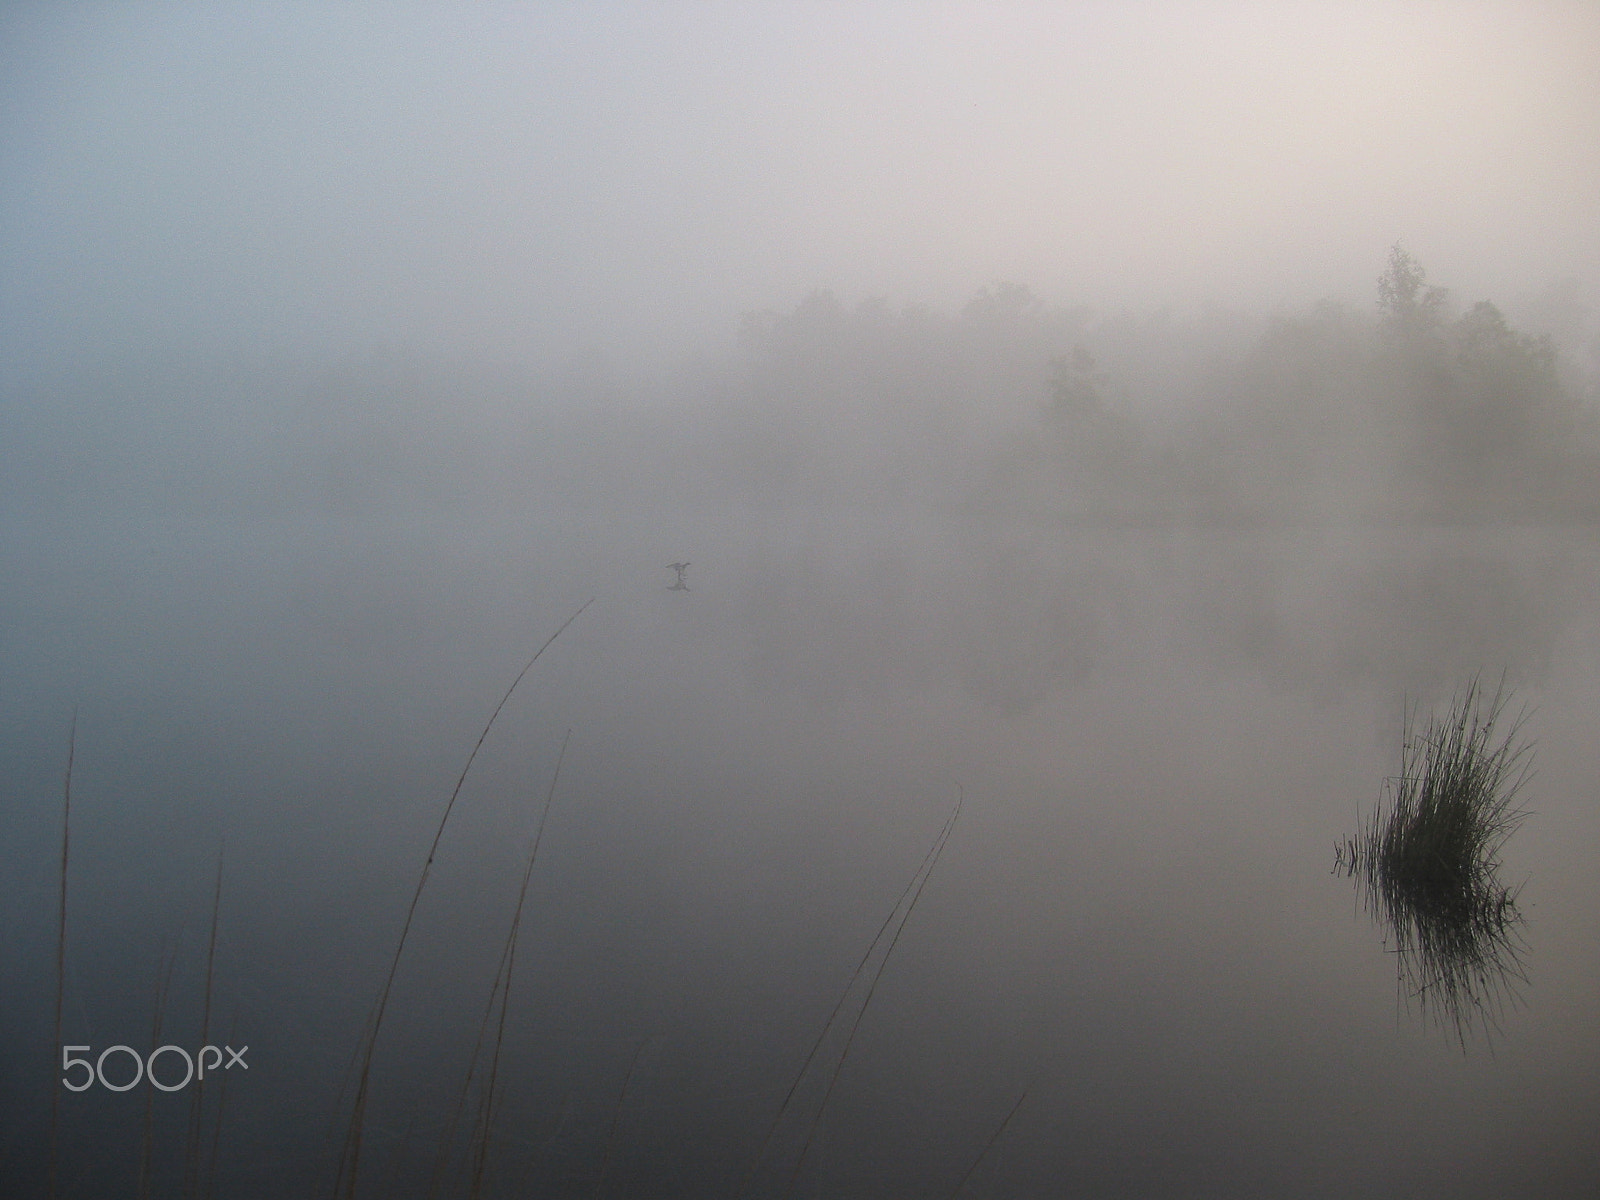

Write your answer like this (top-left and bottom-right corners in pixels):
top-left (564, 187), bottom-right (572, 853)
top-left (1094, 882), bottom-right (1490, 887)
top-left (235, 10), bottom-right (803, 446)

top-left (3, 1), bottom-right (1599, 371)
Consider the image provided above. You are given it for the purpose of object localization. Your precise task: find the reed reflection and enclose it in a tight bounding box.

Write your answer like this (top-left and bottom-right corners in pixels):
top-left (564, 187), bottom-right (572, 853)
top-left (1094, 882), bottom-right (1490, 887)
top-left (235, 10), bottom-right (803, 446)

top-left (1336, 677), bottom-right (1533, 1045)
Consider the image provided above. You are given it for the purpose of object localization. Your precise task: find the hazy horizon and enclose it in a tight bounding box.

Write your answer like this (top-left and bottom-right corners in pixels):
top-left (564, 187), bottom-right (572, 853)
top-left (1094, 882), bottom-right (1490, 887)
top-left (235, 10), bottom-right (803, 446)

top-left (4, 3), bottom-right (1599, 379)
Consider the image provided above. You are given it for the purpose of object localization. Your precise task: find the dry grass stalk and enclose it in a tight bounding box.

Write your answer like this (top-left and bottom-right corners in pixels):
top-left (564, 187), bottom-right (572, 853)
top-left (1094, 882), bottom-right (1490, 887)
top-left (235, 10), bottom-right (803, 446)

top-left (48, 712), bottom-right (76, 1200)
top-left (336, 599), bottom-right (591, 1199)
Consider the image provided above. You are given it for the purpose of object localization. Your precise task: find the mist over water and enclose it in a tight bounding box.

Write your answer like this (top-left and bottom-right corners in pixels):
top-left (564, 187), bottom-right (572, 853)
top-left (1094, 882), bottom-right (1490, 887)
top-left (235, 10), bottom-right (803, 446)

top-left (5, 6), bottom-right (1600, 1197)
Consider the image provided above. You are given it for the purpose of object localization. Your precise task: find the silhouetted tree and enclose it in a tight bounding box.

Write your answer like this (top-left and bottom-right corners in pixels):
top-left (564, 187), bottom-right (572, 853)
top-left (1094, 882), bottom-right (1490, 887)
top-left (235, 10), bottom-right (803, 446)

top-left (962, 281), bottom-right (1041, 324)
top-left (1377, 243), bottom-right (1449, 338)
top-left (1375, 252), bottom-right (1584, 514)
top-left (1438, 300), bottom-right (1567, 489)
top-left (1045, 344), bottom-right (1101, 421)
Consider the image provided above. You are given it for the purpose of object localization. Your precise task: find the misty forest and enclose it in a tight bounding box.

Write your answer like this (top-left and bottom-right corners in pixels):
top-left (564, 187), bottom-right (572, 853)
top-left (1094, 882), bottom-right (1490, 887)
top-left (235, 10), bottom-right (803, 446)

top-left (4, 7), bottom-right (1600, 1200)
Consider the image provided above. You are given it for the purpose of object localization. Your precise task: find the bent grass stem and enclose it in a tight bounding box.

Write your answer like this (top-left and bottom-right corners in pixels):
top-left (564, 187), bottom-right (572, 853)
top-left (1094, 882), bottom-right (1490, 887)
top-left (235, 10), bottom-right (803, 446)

top-left (336, 599), bottom-right (592, 1200)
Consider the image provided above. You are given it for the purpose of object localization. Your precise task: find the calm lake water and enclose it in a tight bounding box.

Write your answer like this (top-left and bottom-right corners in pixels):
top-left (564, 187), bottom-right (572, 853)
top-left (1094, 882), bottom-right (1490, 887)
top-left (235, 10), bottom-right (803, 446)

top-left (4, 503), bottom-right (1598, 1197)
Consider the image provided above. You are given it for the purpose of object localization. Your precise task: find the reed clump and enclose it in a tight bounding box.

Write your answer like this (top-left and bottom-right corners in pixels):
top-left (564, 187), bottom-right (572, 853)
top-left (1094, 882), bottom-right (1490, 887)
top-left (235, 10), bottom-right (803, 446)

top-left (1336, 675), bottom-right (1533, 1040)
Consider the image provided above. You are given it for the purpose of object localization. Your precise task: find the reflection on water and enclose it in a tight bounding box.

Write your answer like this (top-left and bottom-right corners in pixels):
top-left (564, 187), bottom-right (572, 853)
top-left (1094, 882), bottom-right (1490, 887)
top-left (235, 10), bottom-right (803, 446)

top-left (1336, 677), bottom-right (1533, 1044)
top-left (5, 511), bottom-right (1598, 1197)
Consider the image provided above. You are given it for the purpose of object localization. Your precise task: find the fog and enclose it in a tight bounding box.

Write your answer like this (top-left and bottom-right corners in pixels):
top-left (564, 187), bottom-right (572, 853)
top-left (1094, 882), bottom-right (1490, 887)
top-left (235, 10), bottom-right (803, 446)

top-left (4, 5), bottom-right (1600, 1198)
top-left (6, 3), bottom-right (1600, 372)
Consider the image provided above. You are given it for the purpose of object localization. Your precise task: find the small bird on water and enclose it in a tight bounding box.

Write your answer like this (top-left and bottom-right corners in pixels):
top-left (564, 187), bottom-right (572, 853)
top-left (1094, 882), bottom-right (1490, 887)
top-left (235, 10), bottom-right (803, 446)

top-left (667, 562), bottom-right (690, 591)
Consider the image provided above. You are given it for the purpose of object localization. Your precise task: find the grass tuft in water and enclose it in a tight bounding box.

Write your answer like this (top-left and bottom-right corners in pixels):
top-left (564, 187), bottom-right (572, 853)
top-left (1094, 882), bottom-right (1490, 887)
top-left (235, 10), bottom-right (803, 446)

top-left (1336, 675), bottom-right (1533, 1043)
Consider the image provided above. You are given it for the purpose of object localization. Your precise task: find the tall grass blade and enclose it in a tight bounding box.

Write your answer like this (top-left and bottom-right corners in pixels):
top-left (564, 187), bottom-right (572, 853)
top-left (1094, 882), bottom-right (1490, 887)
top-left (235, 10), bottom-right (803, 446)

top-left (139, 942), bottom-right (179, 1200)
top-left (185, 847), bottom-right (224, 1199)
top-left (47, 711), bottom-right (76, 1200)
top-left (735, 794), bottom-right (958, 1199)
top-left (202, 1010), bottom-right (239, 1200)
top-left (593, 1038), bottom-right (647, 1200)
top-left (783, 788), bottom-right (962, 1199)
top-left (336, 599), bottom-right (592, 1199)
top-left (465, 729), bottom-right (573, 1200)
top-left (945, 1087), bottom-right (1029, 1200)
